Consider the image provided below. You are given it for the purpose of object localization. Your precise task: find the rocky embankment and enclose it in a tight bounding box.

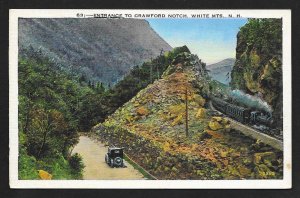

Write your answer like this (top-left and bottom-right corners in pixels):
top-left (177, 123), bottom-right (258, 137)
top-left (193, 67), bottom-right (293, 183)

top-left (93, 51), bottom-right (283, 179)
top-left (230, 19), bottom-right (283, 127)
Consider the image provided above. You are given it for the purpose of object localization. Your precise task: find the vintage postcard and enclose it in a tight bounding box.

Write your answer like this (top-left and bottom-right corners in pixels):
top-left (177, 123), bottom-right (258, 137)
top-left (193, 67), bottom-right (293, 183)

top-left (9, 9), bottom-right (291, 188)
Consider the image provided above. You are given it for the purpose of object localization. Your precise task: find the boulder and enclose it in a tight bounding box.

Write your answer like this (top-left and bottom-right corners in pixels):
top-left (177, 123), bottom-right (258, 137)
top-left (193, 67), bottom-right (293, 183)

top-left (212, 116), bottom-right (223, 122)
top-left (195, 108), bottom-right (206, 119)
top-left (208, 116), bottom-right (230, 131)
top-left (194, 95), bottom-right (206, 107)
top-left (238, 166), bottom-right (251, 176)
top-left (38, 170), bottom-right (52, 180)
top-left (254, 164), bottom-right (276, 179)
top-left (219, 150), bottom-right (228, 158)
top-left (221, 118), bottom-right (230, 125)
top-left (125, 114), bottom-right (134, 123)
top-left (253, 152), bottom-right (276, 164)
top-left (171, 167), bottom-right (179, 173)
top-left (136, 106), bottom-right (149, 116)
top-left (196, 170), bottom-right (204, 176)
top-left (171, 114), bottom-right (184, 126)
top-left (208, 121), bottom-right (223, 131)
top-left (198, 131), bottom-right (213, 140)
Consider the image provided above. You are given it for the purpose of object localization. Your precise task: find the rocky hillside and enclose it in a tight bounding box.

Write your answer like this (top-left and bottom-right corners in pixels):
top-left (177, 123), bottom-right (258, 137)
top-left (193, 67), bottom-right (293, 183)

top-left (19, 18), bottom-right (172, 85)
top-left (93, 50), bottom-right (283, 180)
top-left (207, 58), bottom-right (235, 85)
top-left (230, 19), bottom-right (282, 126)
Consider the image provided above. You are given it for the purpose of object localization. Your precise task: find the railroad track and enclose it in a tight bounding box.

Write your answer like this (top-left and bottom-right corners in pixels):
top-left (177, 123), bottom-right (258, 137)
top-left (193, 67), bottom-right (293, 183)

top-left (209, 101), bottom-right (283, 151)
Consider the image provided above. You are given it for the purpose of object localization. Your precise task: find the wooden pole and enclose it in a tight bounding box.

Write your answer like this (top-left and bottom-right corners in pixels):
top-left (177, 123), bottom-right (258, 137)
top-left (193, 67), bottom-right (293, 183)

top-left (150, 58), bottom-right (153, 83)
top-left (185, 86), bottom-right (189, 137)
top-left (157, 48), bottom-right (163, 79)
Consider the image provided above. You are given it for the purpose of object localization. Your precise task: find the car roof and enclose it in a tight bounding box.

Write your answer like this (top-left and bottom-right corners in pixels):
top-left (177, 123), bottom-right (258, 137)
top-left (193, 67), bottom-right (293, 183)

top-left (109, 147), bottom-right (123, 150)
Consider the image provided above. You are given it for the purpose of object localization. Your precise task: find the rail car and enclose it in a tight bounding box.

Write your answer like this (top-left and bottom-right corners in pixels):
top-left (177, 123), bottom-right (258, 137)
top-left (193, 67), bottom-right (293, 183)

top-left (211, 97), bottom-right (228, 113)
top-left (225, 103), bottom-right (250, 123)
top-left (211, 96), bottom-right (273, 128)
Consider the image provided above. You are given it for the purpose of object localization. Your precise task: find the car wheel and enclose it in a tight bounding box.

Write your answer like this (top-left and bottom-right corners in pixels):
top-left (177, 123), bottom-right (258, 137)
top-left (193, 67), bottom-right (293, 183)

top-left (114, 157), bottom-right (122, 167)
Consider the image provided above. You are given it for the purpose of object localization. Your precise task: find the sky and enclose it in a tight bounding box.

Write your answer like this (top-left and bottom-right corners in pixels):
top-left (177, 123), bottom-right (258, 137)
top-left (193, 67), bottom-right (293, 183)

top-left (147, 18), bottom-right (247, 65)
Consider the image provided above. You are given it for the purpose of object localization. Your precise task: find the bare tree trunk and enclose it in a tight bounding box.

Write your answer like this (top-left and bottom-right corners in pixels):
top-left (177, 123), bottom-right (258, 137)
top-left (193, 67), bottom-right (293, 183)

top-left (37, 131), bottom-right (47, 159)
top-left (67, 146), bottom-right (75, 160)
top-left (23, 101), bottom-right (32, 134)
top-left (24, 111), bottom-right (29, 133)
top-left (37, 116), bottom-right (51, 159)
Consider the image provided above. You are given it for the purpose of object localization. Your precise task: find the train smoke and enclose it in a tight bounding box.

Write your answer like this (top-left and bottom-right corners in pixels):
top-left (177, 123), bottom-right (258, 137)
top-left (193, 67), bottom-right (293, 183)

top-left (229, 90), bottom-right (273, 113)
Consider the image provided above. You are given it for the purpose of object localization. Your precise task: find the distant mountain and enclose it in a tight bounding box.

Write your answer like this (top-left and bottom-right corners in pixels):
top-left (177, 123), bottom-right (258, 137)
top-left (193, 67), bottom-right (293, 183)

top-left (19, 18), bottom-right (172, 85)
top-left (207, 58), bottom-right (235, 84)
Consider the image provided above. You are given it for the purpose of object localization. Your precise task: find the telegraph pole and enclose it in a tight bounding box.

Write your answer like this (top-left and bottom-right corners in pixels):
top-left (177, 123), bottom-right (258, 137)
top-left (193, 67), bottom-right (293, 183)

top-left (157, 48), bottom-right (164, 79)
top-left (156, 64), bottom-right (160, 79)
top-left (150, 58), bottom-right (153, 83)
top-left (185, 86), bottom-right (189, 137)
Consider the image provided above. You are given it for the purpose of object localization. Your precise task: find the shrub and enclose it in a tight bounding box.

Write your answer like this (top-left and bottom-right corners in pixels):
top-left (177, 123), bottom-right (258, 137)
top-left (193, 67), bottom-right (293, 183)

top-left (69, 153), bottom-right (85, 172)
top-left (18, 148), bottom-right (39, 180)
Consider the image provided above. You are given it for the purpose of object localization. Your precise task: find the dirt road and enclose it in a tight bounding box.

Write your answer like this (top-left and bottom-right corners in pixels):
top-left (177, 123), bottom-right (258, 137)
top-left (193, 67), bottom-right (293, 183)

top-left (72, 136), bottom-right (145, 180)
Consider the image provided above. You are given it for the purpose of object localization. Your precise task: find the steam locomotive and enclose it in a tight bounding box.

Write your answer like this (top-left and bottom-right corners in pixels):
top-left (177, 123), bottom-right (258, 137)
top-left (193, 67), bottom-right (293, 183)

top-left (211, 96), bottom-right (275, 131)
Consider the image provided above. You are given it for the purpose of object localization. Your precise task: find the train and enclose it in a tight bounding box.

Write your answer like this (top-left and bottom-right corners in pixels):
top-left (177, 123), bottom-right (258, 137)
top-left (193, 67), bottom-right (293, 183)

top-left (211, 96), bottom-right (275, 130)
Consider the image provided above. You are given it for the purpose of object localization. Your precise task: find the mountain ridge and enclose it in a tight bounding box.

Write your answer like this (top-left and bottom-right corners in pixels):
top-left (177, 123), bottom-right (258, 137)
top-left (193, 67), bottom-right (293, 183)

top-left (19, 18), bottom-right (172, 85)
top-left (208, 58), bottom-right (235, 69)
top-left (207, 58), bottom-right (235, 84)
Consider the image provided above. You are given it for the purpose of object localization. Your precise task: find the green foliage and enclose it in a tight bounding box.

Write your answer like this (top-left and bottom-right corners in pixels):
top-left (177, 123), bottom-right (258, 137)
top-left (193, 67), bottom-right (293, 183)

top-left (231, 18), bottom-right (282, 90)
top-left (69, 153), bottom-right (85, 173)
top-left (46, 156), bottom-right (73, 179)
top-left (19, 147), bottom-right (39, 179)
top-left (18, 54), bottom-right (91, 179)
top-left (19, 146), bottom-right (83, 180)
top-left (208, 80), bottom-right (230, 97)
top-left (239, 19), bottom-right (282, 57)
top-left (38, 154), bottom-right (80, 180)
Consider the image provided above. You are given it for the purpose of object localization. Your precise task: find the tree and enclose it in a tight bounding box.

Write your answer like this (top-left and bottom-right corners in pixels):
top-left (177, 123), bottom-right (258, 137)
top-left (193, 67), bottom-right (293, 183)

top-left (79, 74), bottom-right (86, 83)
top-left (95, 81), bottom-right (105, 93)
top-left (27, 108), bottom-right (68, 158)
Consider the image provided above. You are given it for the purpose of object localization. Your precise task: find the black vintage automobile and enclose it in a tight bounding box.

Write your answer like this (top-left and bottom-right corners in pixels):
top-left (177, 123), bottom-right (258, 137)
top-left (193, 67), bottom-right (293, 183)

top-left (105, 147), bottom-right (124, 168)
